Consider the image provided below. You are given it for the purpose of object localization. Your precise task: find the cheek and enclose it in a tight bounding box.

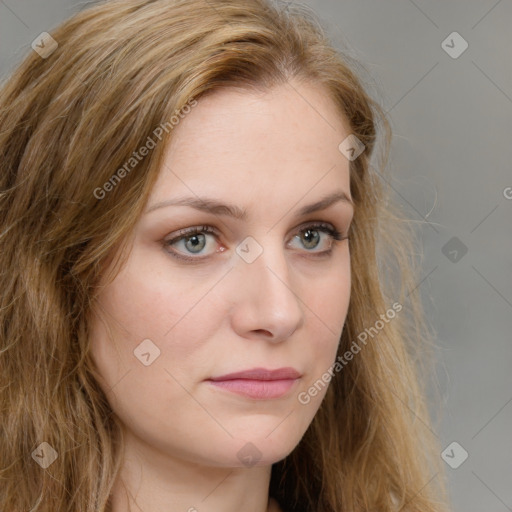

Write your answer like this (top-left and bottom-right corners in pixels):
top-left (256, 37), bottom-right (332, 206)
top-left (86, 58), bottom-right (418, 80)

top-left (86, 289), bottom-right (215, 436)
top-left (87, 256), bottom-right (228, 389)
top-left (95, 259), bottom-right (214, 340)
top-left (303, 261), bottom-right (351, 336)
top-left (299, 262), bottom-right (350, 389)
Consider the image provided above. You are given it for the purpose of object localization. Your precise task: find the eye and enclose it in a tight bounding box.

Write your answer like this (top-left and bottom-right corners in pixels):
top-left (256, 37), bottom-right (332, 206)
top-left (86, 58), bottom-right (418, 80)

top-left (163, 225), bottom-right (220, 261)
top-left (288, 222), bottom-right (348, 255)
top-left (162, 222), bottom-right (349, 262)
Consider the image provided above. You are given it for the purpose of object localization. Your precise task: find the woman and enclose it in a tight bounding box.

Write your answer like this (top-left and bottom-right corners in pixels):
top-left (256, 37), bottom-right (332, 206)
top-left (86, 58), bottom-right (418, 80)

top-left (0, 0), bottom-right (451, 511)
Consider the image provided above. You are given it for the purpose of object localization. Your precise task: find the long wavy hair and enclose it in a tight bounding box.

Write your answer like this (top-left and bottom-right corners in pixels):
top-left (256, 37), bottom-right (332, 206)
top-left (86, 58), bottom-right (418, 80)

top-left (0, 0), bottom-right (450, 511)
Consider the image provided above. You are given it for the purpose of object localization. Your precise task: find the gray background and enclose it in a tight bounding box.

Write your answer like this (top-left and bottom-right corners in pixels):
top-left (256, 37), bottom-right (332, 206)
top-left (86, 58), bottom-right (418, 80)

top-left (1, 1), bottom-right (511, 511)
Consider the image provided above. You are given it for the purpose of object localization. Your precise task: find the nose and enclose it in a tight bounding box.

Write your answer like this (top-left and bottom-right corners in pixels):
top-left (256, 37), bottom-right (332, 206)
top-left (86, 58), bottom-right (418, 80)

top-left (229, 238), bottom-right (304, 342)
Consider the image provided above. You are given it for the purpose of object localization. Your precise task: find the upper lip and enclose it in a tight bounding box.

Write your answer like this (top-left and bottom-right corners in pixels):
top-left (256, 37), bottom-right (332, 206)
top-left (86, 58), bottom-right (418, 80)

top-left (208, 367), bottom-right (301, 381)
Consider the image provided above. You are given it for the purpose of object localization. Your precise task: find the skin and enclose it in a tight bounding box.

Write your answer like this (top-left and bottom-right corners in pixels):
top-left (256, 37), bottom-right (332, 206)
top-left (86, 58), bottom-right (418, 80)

top-left (89, 77), bottom-right (354, 512)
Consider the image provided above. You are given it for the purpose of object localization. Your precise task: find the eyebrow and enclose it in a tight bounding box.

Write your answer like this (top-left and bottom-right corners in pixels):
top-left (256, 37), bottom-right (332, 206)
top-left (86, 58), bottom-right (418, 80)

top-left (144, 190), bottom-right (353, 220)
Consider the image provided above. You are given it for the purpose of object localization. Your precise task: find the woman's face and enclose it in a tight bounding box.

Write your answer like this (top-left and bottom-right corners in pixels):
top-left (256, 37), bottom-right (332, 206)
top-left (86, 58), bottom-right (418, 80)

top-left (89, 79), bottom-right (354, 469)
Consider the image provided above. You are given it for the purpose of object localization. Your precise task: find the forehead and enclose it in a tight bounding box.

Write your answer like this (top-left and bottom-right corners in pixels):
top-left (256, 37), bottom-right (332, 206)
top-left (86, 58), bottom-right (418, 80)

top-left (149, 80), bottom-right (352, 214)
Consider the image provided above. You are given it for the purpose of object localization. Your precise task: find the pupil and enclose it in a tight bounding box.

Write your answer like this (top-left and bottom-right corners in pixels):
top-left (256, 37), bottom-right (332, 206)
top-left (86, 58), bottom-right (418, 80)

top-left (186, 234), bottom-right (205, 253)
top-left (303, 229), bottom-right (319, 249)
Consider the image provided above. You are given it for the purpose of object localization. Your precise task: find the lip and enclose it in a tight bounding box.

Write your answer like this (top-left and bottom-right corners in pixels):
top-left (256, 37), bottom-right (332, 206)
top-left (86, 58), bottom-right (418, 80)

top-left (209, 367), bottom-right (301, 381)
top-left (206, 367), bottom-right (301, 400)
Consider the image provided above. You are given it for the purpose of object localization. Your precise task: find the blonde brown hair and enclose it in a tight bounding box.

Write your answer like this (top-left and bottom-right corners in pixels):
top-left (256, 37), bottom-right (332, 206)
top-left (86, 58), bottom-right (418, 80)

top-left (0, 0), bottom-right (450, 510)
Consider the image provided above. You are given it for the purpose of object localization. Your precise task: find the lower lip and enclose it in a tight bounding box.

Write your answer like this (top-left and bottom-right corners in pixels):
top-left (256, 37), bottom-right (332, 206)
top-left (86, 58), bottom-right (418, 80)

top-left (207, 378), bottom-right (299, 399)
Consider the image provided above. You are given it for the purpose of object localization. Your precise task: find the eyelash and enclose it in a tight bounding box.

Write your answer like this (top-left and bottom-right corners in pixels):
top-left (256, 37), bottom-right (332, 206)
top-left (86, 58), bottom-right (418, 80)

top-left (162, 222), bottom-right (349, 263)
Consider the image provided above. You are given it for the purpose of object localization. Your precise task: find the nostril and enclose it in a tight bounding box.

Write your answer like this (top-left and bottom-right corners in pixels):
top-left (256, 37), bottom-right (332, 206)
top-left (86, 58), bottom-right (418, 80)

top-left (253, 329), bottom-right (272, 336)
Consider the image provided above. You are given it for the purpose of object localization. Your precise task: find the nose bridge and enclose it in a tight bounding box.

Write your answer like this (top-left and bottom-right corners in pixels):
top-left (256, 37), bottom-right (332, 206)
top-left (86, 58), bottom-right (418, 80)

top-left (231, 232), bottom-right (304, 338)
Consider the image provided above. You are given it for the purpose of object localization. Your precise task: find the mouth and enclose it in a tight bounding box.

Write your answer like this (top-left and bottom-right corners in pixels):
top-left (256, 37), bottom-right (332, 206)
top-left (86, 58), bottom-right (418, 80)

top-left (206, 367), bottom-right (302, 400)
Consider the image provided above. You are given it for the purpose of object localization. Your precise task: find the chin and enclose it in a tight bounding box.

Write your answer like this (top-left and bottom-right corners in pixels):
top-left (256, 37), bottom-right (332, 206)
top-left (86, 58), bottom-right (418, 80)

top-left (230, 431), bottom-right (302, 468)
